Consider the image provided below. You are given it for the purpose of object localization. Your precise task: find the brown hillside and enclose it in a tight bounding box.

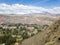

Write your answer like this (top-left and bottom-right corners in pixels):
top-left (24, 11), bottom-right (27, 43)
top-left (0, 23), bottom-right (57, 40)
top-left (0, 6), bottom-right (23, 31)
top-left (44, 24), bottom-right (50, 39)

top-left (21, 18), bottom-right (60, 45)
top-left (0, 14), bottom-right (59, 25)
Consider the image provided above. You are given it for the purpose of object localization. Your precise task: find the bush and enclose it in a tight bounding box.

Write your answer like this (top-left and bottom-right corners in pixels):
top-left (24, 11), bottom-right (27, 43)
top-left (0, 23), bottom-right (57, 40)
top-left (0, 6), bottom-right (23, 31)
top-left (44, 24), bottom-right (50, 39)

top-left (5, 37), bottom-right (16, 45)
top-left (0, 35), bottom-right (16, 45)
top-left (22, 31), bottom-right (29, 39)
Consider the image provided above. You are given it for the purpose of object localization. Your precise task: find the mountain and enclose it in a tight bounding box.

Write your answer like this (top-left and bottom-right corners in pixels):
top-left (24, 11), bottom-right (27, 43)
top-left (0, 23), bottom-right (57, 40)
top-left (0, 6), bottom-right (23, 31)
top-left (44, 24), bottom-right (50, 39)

top-left (20, 18), bottom-right (60, 45)
top-left (0, 14), bottom-right (59, 25)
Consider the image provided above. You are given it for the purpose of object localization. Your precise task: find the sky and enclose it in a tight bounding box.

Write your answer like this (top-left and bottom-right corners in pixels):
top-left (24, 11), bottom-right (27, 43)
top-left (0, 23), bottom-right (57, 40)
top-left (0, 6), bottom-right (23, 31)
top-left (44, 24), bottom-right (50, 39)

top-left (0, 0), bottom-right (60, 14)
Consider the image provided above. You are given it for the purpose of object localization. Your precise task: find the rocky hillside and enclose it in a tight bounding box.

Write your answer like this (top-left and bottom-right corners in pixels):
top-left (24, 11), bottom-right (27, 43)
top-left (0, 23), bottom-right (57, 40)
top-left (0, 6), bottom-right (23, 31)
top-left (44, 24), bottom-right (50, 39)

top-left (20, 18), bottom-right (60, 45)
top-left (0, 14), bottom-right (59, 25)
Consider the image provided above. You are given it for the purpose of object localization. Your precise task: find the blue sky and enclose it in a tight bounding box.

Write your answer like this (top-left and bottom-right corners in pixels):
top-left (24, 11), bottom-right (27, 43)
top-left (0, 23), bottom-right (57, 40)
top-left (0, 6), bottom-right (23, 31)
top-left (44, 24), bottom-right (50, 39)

top-left (0, 0), bottom-right (60, 8)
top-left (0, 0), bottom-right (60, 14)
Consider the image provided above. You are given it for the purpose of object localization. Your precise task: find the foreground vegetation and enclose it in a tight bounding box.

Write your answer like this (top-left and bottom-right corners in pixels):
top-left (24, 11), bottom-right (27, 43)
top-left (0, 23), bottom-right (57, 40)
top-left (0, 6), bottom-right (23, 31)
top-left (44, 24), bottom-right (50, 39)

top-left (0, 23), bottom-right (48, 45)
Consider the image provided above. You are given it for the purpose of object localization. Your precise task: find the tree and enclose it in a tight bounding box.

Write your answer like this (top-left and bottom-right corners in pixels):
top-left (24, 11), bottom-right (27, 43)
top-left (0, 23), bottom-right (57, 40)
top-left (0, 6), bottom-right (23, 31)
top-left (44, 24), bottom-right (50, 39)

top-left (5, 37), bottom-right (16, 45)
top-left (22, 31), bottom-right (29, 39)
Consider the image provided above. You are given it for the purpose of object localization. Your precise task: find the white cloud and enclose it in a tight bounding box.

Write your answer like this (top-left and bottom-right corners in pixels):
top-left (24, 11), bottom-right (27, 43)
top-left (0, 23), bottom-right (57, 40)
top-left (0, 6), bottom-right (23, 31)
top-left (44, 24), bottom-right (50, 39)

top-left (0, 3), bottom-right (60, 14)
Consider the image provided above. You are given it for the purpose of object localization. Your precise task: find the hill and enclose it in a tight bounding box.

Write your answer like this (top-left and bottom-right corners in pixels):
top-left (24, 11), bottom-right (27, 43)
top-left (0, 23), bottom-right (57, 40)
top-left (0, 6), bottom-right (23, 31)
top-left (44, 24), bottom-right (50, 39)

top-left (0, 14), bottom-right (59, 25)
top-left (21, 18), bottom-right (60, 45)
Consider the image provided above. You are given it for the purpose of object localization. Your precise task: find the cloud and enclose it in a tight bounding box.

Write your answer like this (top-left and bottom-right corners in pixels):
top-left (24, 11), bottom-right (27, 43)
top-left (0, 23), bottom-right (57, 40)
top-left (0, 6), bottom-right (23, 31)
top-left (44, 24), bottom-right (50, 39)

top-left (0, 3), bottom-right (60, 14)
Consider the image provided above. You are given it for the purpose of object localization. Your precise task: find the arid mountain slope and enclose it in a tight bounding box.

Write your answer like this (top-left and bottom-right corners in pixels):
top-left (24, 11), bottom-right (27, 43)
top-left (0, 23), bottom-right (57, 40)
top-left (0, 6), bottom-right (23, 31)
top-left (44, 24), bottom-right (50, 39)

top-left (0, 14), bottom-right (59, 25)
top-left (21, 18), bottom-right (60, 45)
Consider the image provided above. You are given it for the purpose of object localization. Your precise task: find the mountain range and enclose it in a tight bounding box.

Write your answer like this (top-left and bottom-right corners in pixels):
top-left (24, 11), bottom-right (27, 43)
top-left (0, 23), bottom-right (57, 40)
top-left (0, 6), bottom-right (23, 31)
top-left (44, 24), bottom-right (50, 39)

top-left (0, 14), bottom-right (60, 25)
